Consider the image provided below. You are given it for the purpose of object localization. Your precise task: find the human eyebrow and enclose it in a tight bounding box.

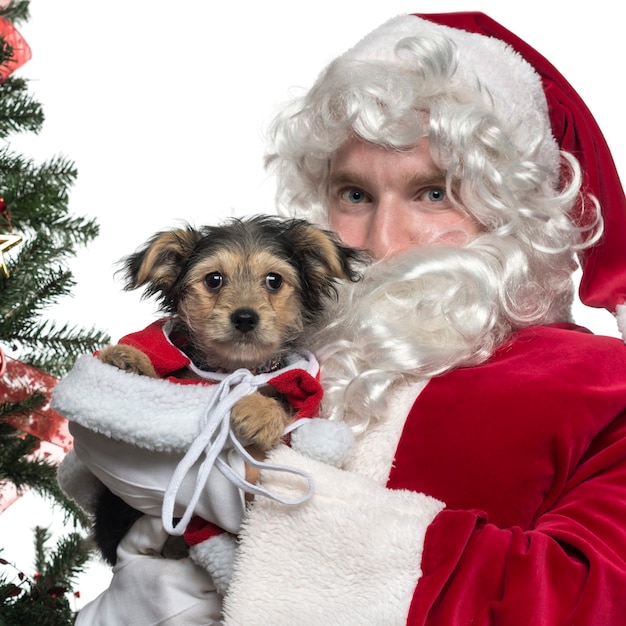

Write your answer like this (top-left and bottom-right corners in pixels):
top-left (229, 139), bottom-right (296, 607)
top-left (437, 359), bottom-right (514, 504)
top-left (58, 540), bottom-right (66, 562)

top-left (402, 172), bottom-right (447, 188)
top-left (329, 170), bottom-right (447, 188)
top-left (327, 170), bottom-right (370, 189)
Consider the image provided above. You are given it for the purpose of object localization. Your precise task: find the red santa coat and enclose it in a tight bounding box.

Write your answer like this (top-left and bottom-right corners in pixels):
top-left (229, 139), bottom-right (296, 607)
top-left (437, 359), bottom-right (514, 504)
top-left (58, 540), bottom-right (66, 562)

top-left (223, 323), bottom-right (626, 625)
top-left (402, 323), bottom-right (626, 624)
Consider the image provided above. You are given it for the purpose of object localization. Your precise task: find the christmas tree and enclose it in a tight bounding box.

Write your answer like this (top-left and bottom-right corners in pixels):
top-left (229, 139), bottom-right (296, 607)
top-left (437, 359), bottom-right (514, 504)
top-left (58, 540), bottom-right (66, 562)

top-left (0, 1), bottom-right (109, 623)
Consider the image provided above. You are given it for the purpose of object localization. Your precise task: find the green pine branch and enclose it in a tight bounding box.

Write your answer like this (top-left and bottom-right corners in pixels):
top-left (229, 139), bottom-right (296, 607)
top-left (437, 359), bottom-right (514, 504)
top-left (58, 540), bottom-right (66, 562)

top-left (1, 266), bottom-right (108, 376)
top-left (0, 438), bottom-right (89, 528)
top-left (2, 260), bottom-right (75, 320)
top-left (0, 149), bottom-right (79, 224)
top-left (34, 527), bottom-right (90, 597)
top-left (0, 151), bottom-right (108, 377)
top-left (10, 320), bottom-right (109, 377)
top-left (0, 1), bottom-right (30, 24)
top-left (2, 250), bottom-right (74, 305)
top-left (0, 389), bottom-right (46, 419)
top-left (0, 527), bottom-right (89, 625)
top-left (0, 2), bottom-right (111, 622)
top-left (0, 396), bottom-right (90, 527)
top-left (0, 77), bottom-right (44, 138)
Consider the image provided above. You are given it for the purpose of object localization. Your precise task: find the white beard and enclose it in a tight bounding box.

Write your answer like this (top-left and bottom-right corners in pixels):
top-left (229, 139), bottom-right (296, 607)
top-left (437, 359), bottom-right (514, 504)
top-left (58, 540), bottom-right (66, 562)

top-left (309, 243), bottom-right (523, 432)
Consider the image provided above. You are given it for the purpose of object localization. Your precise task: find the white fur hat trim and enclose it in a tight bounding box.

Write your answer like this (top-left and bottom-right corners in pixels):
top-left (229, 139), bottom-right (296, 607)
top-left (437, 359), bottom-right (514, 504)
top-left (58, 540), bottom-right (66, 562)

top-left (342, 15), bottom-right (560, 180)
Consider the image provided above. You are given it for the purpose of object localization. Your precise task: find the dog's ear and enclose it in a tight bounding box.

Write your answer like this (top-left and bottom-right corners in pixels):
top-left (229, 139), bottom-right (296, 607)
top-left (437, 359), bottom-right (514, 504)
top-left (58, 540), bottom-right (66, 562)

top-left (119, 225), bottom-right (203, 311)
top-left (286, 220), bottom-right (365, 283)
top-left (285, 220), bottom-right (366, 315)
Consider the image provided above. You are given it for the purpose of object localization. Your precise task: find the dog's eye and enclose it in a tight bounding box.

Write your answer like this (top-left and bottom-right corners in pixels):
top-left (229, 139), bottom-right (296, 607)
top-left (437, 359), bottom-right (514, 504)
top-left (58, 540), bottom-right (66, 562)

top-left (265, 273), bottom-right (283, 291)
top-left (205, 272), bottom-right (223, 291)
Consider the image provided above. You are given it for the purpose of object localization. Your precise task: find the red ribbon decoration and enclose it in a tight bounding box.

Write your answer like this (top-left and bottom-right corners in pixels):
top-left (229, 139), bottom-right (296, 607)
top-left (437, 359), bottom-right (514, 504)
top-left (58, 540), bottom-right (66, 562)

top-left (0, 16), bottom-right (31, 81)
top-left (0, 356), bottom-right (72, 513)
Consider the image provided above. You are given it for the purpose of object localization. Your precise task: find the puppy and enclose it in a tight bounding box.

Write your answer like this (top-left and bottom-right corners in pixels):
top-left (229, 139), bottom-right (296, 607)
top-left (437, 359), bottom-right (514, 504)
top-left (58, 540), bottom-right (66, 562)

top-left (94, 215), bottom-right (364, 564)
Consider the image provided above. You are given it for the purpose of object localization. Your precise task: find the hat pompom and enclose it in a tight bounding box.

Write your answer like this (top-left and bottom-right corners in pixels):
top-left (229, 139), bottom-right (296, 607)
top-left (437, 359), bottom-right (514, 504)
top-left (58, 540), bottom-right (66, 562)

top-left (290, 418), bottom-right (354, 468)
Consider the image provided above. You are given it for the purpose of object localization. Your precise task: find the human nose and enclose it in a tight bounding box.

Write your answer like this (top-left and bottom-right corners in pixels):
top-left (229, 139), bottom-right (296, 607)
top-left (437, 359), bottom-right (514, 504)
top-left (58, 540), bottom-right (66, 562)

top-left (366, 201), bottom-right (413, 259)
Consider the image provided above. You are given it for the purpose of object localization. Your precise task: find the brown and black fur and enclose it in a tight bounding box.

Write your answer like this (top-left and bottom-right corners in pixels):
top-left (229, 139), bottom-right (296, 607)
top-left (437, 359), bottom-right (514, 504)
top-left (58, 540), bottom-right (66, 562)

top-left (94, 215), bottom-right (364, 564)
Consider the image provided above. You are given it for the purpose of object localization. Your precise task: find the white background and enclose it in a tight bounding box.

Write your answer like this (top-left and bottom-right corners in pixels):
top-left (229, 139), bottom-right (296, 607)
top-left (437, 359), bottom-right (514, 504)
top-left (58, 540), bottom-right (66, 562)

top-left (1, 0), bottom-right (623, 609)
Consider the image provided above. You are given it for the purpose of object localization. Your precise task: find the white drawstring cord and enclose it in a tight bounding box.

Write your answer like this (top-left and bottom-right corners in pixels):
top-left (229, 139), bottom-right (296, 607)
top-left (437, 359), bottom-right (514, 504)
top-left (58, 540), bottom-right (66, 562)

top-left (162, 368), bottom-right (314, 536)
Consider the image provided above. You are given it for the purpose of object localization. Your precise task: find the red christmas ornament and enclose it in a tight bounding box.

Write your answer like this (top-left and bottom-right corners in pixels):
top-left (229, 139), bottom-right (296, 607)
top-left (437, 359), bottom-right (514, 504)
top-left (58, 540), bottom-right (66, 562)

top-left (0, 198), bottom-right (10, 230)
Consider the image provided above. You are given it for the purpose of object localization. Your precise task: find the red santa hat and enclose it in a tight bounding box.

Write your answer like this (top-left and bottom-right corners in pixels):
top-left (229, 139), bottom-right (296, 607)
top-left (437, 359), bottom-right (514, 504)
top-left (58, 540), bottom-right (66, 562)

top-left (343, 13), bottom-right (626, 331)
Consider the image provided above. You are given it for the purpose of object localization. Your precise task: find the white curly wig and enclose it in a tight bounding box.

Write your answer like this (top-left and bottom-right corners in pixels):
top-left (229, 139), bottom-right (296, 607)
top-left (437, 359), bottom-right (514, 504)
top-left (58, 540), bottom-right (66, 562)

top-left (264, 15), bottom-right (602, 430)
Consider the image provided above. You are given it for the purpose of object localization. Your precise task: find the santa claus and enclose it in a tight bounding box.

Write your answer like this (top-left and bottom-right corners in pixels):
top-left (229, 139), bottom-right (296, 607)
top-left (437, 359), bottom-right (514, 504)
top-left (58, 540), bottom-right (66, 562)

top-left (54, 12), bottom-right (626, 625)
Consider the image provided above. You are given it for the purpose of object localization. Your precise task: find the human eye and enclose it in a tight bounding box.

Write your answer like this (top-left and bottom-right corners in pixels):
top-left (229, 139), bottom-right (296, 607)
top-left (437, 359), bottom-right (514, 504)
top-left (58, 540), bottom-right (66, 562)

top-left (340, 187), bottom-right (370, 204)
top-left (423, 187), bottom-right (446, 203)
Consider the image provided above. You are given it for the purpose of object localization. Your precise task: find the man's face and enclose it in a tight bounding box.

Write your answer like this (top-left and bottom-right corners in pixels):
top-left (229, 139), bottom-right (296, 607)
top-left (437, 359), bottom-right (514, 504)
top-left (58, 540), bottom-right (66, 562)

top-left (327, 137), bottom-right (480, 259)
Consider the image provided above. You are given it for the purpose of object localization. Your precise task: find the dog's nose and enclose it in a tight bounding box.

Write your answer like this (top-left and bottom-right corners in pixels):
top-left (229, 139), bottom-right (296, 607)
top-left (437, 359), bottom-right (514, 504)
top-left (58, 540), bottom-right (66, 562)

top-left (232, 309), bottom-right (259, 333)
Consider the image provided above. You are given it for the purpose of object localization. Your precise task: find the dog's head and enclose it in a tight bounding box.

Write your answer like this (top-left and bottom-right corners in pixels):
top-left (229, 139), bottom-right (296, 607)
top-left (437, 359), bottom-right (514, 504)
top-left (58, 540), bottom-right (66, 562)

top-left (119, 216), bottom-right (364, 370)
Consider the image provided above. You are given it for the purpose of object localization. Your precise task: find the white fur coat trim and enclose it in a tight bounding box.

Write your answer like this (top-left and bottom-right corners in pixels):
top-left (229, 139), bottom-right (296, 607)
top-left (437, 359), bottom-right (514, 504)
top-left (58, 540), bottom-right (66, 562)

top-left (51, 352), bottom-right (317, 453)
top-left (616, 303), bottom-right (626, 343)
top-left (223, 445), bottom-right (445, 625)
top-left (51, 354), bottom-right (220, 452)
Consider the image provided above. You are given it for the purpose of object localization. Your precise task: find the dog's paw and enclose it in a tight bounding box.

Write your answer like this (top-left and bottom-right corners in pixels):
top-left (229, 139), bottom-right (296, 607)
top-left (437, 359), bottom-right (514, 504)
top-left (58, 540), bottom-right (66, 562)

top-left (230, 393), bottom-right (289, 449)
top-left (98, 344), bottom-right (158, 378)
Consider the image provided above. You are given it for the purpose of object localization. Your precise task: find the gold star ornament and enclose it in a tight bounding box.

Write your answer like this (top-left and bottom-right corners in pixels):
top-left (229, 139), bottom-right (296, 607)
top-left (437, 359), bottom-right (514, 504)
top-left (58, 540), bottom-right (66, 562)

top-left (0, 233), bottom-right (23, 278)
